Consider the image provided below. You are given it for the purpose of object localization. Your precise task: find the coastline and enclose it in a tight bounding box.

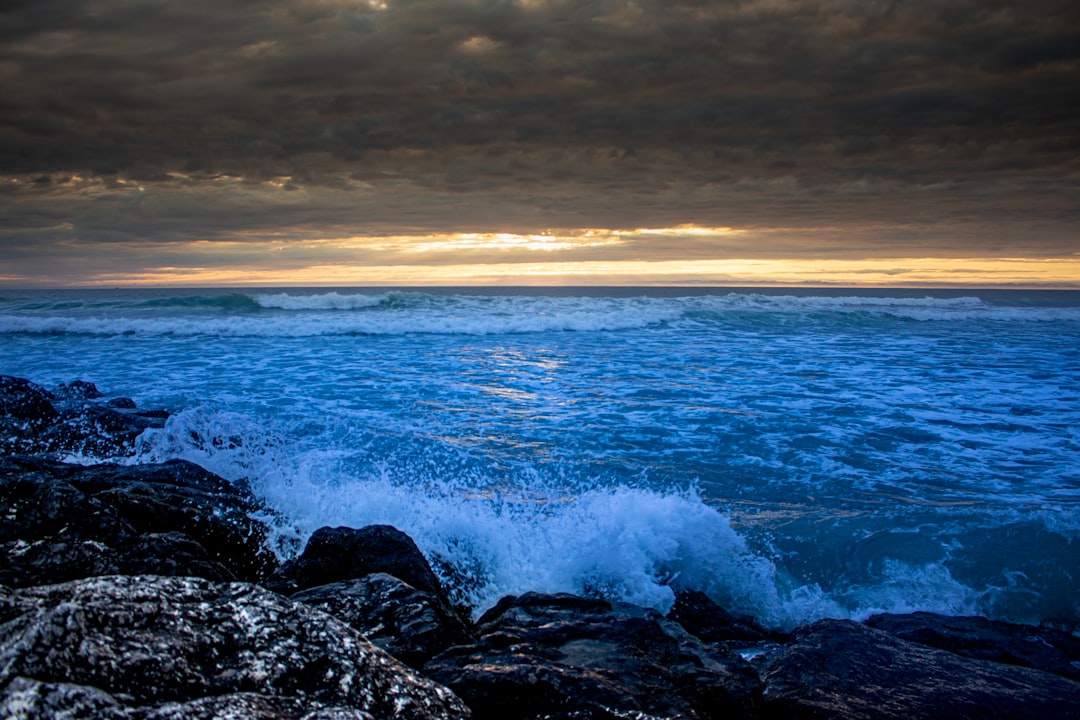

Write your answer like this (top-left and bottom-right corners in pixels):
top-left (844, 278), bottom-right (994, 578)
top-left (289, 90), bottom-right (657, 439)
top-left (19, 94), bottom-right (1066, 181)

top-left (3, 374), bottom-right (1079, 719)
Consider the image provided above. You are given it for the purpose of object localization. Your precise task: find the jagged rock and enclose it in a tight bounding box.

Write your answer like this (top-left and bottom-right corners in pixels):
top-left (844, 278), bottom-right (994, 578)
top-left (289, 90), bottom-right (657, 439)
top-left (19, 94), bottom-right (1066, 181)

top-left (0, 375), bottom-right (57, 427)
top-left (424, 592), bottom-right (762, 720)
top-left (865, 611), bottom-right (1080, 682)
top-left (0, 575), bottom-right (470, 720)
top-left (759, 618), bottom-right (1080, 719)
top-left (270, 525), bottom-right (449, 603)
top-left (0, 375), bottom-right (170, 459)
top-left (0, 456), bottom-right (278, 586)
top-left (40, 404), bottom-right (166, 457)
top-left (54, 379), bottom-right (103, 400)
top-left (293, 573), bottom-right (474, 669)
top-left (668, 589), bottom-right (773, 643)
top-left (117, 531), bottom-right (235, 582)
top-left (0, 377), bottom-right (58, 454)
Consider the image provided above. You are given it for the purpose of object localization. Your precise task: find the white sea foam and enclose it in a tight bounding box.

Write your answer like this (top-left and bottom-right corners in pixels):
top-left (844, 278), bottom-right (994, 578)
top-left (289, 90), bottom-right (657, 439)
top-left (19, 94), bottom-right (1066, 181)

top-left (8, 287), bottom-right (1077, 631)
top-left (252, 292), bottom-right (389, 310)
top-left (0, 296), bottom-right (682, 336)
top-left (2, 292), bottom-right (1078, 339)
top-left (130, 407), bottom-right (997, 629)
top-left (843, 559), bottom-right (983, 620)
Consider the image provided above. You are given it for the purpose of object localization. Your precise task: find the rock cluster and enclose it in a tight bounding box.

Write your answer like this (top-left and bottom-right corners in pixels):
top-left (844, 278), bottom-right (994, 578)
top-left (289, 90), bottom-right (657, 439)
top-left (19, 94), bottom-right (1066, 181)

top-left (3, 375), bottom-right (1080, 719)
top-left (1, 375), bottom-right (168, 459)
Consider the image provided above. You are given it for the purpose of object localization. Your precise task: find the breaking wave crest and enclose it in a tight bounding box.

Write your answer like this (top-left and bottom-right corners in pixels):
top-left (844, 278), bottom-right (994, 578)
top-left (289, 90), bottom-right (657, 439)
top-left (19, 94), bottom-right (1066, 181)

top-left (130, 407), bottom-right (1000, 629)
top-left (2, 291), bottom-right (1078, 338)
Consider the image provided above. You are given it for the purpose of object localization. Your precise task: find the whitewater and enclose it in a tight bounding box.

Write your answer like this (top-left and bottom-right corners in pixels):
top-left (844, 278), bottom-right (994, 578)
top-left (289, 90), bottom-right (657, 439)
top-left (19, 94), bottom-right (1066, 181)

top-left (1, 287), bottom-right (1077, 632)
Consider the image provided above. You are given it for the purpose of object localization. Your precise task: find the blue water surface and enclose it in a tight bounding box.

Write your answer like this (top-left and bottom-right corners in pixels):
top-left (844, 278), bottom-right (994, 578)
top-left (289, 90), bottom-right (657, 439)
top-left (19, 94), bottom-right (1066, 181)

top-left (1, 287), bottom-right (1077, 630)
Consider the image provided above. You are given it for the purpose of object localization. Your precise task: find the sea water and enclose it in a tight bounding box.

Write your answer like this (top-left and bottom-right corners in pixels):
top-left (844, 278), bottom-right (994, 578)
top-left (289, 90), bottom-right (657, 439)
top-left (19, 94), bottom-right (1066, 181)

top-left (1, 287), bottom-right (1077, 631)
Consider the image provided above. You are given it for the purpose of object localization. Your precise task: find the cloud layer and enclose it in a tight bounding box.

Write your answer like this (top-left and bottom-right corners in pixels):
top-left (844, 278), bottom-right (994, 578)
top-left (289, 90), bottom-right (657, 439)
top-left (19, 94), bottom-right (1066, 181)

top-left (1, 0), bottom-right (1078, 283)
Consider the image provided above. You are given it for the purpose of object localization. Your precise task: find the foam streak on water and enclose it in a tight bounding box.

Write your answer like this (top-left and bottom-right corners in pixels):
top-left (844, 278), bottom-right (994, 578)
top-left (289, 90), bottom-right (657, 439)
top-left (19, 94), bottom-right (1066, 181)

top-left (1, 287), bottom-right (1078, 631)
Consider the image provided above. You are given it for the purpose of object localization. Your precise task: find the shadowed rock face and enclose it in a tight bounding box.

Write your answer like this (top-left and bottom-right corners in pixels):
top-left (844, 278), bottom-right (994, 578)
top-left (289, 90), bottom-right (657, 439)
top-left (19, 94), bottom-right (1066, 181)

top-left (270, 525), bottom-right (450, 601)
top-left (0, 375), bottom-right (169, 459)
top-left (864, 611), bottom-right (1080, 682)
top-left (273, 525), bottom-right (475, 669)
top-left (759, 619), bottom-right (1080, 720)
top-left (669, 589), bottom-right (775, 644)
top-left (424, 592), bottom-right (764, 720)
top-left (293, 573), bottom-right (474, 670)
top-left (0, 575), bottom-right (470, 720)
top-left (0, 376), bottom-right (57, 427)
top-left (0, 456), bottom-right (279, 586)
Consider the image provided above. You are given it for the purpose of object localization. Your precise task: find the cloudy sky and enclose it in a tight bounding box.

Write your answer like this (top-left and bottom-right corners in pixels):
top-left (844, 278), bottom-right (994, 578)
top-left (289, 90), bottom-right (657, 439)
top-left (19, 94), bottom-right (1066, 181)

top-left (1, 0), bottom-right (1078, 286)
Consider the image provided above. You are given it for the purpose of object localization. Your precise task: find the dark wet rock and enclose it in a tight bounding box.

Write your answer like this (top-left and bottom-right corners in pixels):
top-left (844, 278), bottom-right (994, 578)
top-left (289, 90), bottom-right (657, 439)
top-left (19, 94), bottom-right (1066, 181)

top-left (425, 591), bottom-right (762, 720)
top-left (54, 378), bottom-right (103, 400)
top-left (0, 375), bottom-right (57, 427)
top-left (271, 525), bottom-right (449, 602)
top-left (293, 573), bottom-right (474, 668)
top-left (0, 456), bottom-right (278, 586)
top-left (116, 531), bottom-right (235, 582)
top-left (2, 676), bottom-right (130, 720)
top-left (132, 407), bottom-right (170, 420)
top-left (0, 575), bottom-right (470, 720)
top-left (669, 589), bottom-right (773, 643)
top-left (0, 377), bottom-right (58, 454)
top-left (760, 618), bottom-right (1080, 719)
top-left (0, 375), bottom-right (170, 459)
top-left (865, 611), bottom-right (1080, 682)
top-left (39, 404), bottom-right (166, 457)
top-left (2, 677), bottom-right (376, 720)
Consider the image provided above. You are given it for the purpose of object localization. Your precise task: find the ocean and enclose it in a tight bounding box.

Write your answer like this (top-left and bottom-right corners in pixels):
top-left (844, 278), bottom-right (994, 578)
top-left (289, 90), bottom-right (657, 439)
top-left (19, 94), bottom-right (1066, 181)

top-left (1, 287), bottom-right (1078, 632)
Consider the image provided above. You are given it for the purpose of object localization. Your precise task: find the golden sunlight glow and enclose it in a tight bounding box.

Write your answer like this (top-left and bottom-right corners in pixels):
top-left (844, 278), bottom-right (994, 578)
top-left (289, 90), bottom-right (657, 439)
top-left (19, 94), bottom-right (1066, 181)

top-left (458, 36), bottom-right (501, 54)
top-left (356, 230), bottom-right (625, 253)
top-left (75, 256), bottom-right (1080, 288)
top-left (9, 222), bottom-right (1076, 288)
top-left (632, 226), bottom-right (746, 236)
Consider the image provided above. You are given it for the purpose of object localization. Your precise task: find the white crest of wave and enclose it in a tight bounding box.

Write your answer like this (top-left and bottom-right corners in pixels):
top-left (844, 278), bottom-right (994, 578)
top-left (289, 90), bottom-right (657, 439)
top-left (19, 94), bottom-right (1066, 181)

top-left (133, 408), bottom-right (995, 629)
top-left (0, 295), bottom-right (683, 336)
top-left (132, 407), bottom-right (799, 623)
top-left (3, 293), bottom-right (1078, 338)
top-left (843, 559), bottom-right (983, 620)
top-left (702, 293), bottom-right (1080, 322)
top-left (252, 292), bottom-right (388, 310)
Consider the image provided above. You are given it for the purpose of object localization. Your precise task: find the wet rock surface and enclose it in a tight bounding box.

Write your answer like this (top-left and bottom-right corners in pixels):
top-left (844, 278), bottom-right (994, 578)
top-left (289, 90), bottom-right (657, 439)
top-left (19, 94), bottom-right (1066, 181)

top-left (270, 524), bottom-right (452, 601)
top-left (0, 575), bottom-right (470, 720)
top-left (0, 455), bottom-right (279, 586)
top-left (424, 592), bottom-right (764, 720)
top-left (758, 618), bottom-right (1080, 719)
top-left (0, 375), bottom-right (168, 458)
top-left (293, 573), bottom-right (474, 669)
top-left (864, 610), bottom-right (1080, 682)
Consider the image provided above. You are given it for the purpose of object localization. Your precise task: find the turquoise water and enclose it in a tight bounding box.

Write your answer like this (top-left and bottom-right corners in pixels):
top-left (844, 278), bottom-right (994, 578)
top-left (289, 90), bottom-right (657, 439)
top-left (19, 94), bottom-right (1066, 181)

top-left (2, 287), bottom-right (1078, 630)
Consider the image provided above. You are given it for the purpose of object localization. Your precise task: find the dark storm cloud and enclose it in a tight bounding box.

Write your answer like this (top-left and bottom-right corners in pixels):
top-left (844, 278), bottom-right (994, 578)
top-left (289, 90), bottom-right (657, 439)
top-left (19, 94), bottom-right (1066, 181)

top-left (1, 0), bottom-right (1078, 277)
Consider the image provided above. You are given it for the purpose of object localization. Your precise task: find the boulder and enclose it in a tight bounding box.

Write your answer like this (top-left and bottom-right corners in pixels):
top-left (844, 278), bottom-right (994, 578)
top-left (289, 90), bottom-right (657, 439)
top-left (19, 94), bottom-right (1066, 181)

top-left (39, 404), bottom-right (166, 457)
top-left (54, 379), bottom-right (104, 400)
top-left (270, 525), bottom-right (449, 603)
top-left (424, 592), bottom-right (762, 720)
top-left (668, 589), bottom-right (773, 643)
top-left (0, 456), bottom-right (278, 586)
top-left (0, 375), bottom-right (57, 427)
top-left (0, 375), bottom-right (169, 459)
top-left (293, 573), bottom-right (474, 668)
top-left (759, 618), bottom-right (1080, 719)
top-left (0, 575), bottom-right (470, 720)
top-left (0, 376), bottom-right (58, 454)
top-left (865, 611), bottom-right (1080, 682)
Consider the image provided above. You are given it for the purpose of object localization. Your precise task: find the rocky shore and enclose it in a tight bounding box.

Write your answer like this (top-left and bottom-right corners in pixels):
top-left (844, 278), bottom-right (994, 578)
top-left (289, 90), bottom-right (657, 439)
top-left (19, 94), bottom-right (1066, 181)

top-left (3, 375), bottom-right (1079, 719)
